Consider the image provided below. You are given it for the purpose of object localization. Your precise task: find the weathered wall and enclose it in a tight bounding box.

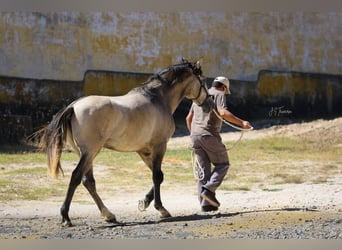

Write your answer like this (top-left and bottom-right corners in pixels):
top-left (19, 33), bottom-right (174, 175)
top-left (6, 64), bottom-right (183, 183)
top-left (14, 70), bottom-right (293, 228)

top-left (0, 12), bottom-right (341, 143)
top-left (83, 71), bottom-right (150, 96)
top-left (0, 12), bottom-right (341, 81)
top-left (0, 75), bottom-right (83, 143)
top-left (1, 70), bottom-right (341, 143)
top-left (258, 71), bottom-right (341, 116)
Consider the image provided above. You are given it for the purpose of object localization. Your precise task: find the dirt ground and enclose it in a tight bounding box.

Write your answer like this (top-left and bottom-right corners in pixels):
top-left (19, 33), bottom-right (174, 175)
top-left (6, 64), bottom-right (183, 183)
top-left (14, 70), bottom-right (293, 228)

top-left (0, 118), bottom-right (341, 239)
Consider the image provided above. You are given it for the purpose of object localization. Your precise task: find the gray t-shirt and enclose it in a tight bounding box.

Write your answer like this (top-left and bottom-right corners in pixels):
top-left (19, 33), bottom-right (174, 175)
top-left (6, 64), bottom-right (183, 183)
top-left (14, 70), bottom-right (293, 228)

top-left (190, 87), bottom-right (227, 138)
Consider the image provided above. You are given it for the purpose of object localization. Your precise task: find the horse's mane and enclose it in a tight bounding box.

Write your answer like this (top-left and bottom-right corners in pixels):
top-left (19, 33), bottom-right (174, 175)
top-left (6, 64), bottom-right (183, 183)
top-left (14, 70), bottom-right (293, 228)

top-left (132, 59), bottom-right (202, 97)
top-left (149, 59), bottom-right (202, 84)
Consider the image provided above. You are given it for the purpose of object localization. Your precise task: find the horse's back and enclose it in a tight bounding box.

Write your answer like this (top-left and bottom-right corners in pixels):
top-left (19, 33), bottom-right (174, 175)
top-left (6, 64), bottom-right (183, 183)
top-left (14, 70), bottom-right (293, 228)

top-left (69, 94), bottom-right (174, 152)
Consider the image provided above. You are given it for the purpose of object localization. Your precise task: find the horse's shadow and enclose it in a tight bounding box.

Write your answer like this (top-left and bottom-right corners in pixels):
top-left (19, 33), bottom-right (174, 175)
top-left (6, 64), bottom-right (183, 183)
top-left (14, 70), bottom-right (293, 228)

top-left (97, 207), bottom-right (318, 229)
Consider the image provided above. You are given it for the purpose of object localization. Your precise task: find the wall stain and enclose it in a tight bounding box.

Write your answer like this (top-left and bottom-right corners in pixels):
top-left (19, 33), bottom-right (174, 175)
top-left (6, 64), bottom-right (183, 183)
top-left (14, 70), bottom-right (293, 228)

top-left (0, 69), bottom-right (341, 143)
top-left (0, 12), bottom-right (341, 81)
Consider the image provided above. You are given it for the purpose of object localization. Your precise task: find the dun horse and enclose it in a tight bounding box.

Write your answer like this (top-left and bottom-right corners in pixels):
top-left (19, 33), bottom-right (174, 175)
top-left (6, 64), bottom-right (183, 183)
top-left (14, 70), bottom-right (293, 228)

top-left (37, 60), bottom-right (214, 226)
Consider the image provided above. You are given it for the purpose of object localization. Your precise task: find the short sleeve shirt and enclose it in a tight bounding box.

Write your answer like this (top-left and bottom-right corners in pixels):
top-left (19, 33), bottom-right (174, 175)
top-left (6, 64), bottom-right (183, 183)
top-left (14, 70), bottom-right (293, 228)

top-left (190, 87), bottom-right (227, 138)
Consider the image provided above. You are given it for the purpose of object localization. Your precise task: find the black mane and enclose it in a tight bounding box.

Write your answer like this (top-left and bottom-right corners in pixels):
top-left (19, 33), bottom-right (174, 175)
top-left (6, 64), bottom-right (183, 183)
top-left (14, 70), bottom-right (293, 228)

top-left (130, 59), bottom-right (202, 98)
top-left (146, 59), bottom-right (201, 85)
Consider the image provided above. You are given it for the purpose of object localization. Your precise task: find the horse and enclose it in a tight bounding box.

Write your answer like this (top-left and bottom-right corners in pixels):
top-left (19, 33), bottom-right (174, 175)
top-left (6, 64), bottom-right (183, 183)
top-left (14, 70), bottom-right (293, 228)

top-left (36, 59), bottom-right (214, 226)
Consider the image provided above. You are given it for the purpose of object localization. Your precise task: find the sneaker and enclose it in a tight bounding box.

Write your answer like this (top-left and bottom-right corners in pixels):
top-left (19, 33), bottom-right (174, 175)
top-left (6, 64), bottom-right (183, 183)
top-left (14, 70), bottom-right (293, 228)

top-left (201, 205), bottom-right (218, 212)
top-left (200, 188), bottom-right (220, 207)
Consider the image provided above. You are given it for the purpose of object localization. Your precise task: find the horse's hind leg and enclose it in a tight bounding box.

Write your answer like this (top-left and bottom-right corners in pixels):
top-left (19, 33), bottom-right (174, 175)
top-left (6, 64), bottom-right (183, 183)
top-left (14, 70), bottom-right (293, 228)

top-left (60, 153), bottom-right (96, 226)
top-left (60, 155), bottom-right (89, 227)
top-left (82, 169), bottom-right (116, 223)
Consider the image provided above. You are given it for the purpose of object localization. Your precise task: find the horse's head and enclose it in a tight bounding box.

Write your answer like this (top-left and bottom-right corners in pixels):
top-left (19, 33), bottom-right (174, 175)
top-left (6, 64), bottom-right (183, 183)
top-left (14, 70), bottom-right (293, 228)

top-left (149, 59), bottom-right (214, 113)
top-left (186, 60), bottom-right (214, 113)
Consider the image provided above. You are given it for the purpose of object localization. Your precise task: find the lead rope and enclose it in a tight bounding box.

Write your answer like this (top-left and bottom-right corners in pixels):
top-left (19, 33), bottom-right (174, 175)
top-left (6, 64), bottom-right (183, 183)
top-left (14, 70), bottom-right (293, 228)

top-left (212, 109), bottom-right (254, 150)
top-left (191, 109), bottom-right (254, 180)
top-left (191, 150), bottom-right (205, 180)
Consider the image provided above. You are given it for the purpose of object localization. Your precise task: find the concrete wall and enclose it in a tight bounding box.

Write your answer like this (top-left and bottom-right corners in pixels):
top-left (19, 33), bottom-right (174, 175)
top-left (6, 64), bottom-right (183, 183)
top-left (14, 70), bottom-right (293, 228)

top-left (1, 12), bottom-right (341, 81)
top-left (257, 71), bottom-right (341, 117)
top-left (0, 12), bottom-right (341, 143)
top-left (0, 75), bottom-right (83, 143)
top-left (1, 69), bottom-right (341, 142)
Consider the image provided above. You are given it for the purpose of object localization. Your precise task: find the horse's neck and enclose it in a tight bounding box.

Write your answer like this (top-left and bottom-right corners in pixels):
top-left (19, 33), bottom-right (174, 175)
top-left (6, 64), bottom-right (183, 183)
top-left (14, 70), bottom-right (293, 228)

top-left (162, 82), bottom-right (187, 114)
top-left (144, 74), bottom-right (190, 114)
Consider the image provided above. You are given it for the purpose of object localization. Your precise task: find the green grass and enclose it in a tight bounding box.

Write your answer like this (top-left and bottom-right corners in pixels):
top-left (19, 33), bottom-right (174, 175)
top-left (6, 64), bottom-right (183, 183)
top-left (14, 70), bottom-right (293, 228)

top-left (0, 166), bottom-right (66, 201)
top-left (228, 136), bottom-right (342, 162)
top-left (0, 136), bottom-right (341, 201)
top-left (262, 188), bottom-right (283, 192)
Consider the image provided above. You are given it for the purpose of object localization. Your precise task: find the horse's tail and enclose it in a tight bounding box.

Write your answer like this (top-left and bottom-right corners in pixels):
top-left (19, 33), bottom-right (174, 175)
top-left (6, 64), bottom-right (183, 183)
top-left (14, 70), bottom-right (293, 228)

top-left (36, 106), bottom-right (74, 178)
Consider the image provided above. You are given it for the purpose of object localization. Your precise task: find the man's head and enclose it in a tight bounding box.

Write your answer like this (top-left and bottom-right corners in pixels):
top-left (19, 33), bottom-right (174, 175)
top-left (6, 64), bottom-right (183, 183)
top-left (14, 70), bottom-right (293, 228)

top-left (212, 76), bottom-right (231, 95)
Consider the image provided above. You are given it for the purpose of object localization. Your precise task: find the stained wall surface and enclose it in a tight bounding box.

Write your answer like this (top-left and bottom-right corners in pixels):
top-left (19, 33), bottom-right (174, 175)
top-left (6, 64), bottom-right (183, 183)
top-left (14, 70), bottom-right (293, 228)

top-left (0, 12), bottom-right (341, 143)
top-left (1, 12), bottom-right (341, 81)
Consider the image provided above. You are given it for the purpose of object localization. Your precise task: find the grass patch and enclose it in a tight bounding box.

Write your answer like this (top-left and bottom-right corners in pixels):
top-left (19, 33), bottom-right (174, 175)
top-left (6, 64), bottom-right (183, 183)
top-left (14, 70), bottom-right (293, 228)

top-left (270, 173), bottom-right (305, 184)
top-left (228, 136), bottom-right (342, 163)
top-left (0, 166), bottom-right (66, 201)
top-left (7, 167), bottom-right (47, 175)
top-left (0, 135), bottom-right (340, 201)
top-left (0, 152), bottom-right (46, 165)
top-left (312, 176), bottom-right (328, 184)
top-left (262, 188), bottom-right (282, 192)
top-left (322, 164), bottom-right (338, 170)
top-left (220, 183), bottom-right (251, 191)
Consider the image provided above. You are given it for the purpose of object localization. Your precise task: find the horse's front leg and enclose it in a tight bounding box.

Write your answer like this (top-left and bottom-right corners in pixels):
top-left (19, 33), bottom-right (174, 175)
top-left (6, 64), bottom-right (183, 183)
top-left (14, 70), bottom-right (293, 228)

top-left (153, 168), bottom-right (171, 218)
top-left (138, 187), bottom-right (154, 211)
top-left (137, 146), bottom-right (171, 218)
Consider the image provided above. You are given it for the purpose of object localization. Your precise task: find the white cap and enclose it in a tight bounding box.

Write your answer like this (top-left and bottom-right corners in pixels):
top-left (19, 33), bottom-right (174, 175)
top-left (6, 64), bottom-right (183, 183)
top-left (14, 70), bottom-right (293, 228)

top-left (214, 76), bottom-right (231, 94)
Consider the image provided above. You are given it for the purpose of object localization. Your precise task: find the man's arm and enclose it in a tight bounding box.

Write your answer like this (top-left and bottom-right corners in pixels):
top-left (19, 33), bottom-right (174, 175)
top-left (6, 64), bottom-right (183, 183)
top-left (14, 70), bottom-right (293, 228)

top-left (218, 108), bottom-right (252, 129)
top-left (185, 110), bottom-right (194, 132)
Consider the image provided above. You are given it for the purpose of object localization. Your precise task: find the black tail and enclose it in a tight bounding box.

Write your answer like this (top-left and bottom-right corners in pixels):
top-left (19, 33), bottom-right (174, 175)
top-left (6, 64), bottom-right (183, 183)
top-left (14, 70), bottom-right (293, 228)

top-left (36, 106), bottom-right (74, 178)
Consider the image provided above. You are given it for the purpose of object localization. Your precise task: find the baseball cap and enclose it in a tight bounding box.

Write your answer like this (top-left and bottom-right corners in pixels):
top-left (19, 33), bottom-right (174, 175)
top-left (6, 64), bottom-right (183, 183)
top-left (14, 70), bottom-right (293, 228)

top-left (214, 76), bottom-right (231, 94)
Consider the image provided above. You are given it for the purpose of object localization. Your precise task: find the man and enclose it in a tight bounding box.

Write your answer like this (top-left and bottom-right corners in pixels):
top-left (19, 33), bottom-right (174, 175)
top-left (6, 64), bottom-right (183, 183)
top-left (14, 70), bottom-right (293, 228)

top-left (186, 76), bottom-right (252, 212)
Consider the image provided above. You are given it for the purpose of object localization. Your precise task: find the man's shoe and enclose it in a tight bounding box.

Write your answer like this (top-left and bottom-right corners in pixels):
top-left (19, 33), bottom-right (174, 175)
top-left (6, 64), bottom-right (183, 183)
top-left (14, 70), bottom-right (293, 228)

top-left (200, 188), bottom-right (220, 207)
top-left (201, 205), bottom-right (218, 212)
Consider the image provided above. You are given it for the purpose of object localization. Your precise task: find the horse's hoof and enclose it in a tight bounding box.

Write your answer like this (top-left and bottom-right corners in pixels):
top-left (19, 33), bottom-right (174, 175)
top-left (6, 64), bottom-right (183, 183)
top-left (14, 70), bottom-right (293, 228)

top-left (158, 207), bottom-right (171, 218)
top-left (102, 210), bottom-right (117, 223)
top-left (61, 220), bottom-right (73, 227)
top-left (138, 199), bottom-right (148, 212)
top-left (100, 207), bottom-right (116, 222)
top-left (105, 216), bottom-right (117, 224)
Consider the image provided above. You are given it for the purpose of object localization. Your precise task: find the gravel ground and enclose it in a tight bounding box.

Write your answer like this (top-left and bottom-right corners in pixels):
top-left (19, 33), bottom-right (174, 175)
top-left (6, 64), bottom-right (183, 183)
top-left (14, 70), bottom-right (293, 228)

top-left (0, 118), bottom-right (341, 239)
top-left (1, 177), bottom-right (341, 239)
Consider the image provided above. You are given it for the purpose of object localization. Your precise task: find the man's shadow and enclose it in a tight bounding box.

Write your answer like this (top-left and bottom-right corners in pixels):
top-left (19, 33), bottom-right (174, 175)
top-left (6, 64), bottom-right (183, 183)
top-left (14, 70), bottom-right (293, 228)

top-left (97, 207), bottom-right (318, 229)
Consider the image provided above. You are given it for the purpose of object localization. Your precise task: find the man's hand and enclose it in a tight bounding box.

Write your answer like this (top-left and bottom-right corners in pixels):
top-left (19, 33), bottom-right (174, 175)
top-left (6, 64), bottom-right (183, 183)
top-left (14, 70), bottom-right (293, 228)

top-left (242, 121), bottom-right (252, 129)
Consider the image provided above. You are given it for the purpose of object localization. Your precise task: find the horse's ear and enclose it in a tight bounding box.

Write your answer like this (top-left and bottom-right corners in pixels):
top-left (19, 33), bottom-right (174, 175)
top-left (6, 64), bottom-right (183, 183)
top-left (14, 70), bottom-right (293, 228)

top-left (195, 59), bottom-right (203, 69)
top-left (181, 57), bottom-right (188, 63)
